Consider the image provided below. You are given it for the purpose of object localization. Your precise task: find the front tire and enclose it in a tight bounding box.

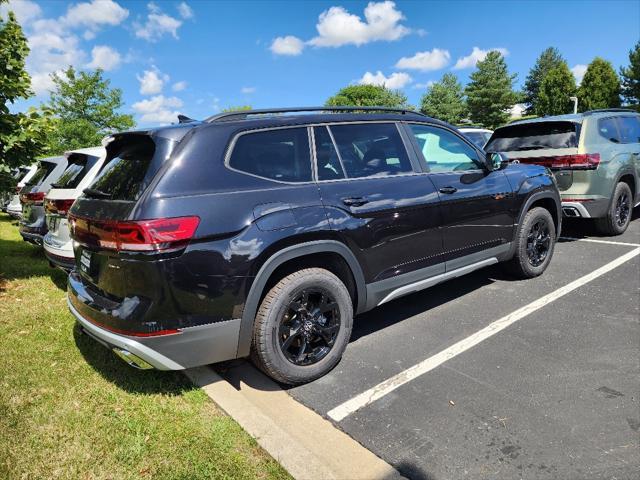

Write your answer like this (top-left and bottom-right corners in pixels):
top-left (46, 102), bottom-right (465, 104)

top-left (595, 182), bottom-right (632, 236)
top-left (251, 268), bottom-right (353, 385)
top-left (505, 207), bottom-right (556, 279)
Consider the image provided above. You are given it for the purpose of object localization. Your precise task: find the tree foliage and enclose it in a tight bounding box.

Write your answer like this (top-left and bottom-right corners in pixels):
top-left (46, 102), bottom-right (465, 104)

top-left (221, 105), bottom-right (252, 112)
top-left (465, 51), bottom-right (518, 129)
top-left (578, 57), bottom-right (621, 112)
top-left (419, 73), bottom-right (467, 124)
top-left (523, 47), bottom-right (565, 114)
top-left (325, 84), bottom-right (409, 109)
top-left (45, 67), bottom-right (135, 154)
top-left (1, 6), bottom-right (52, 193)
top-left (536, 63), bottom-right (577, 116)
top-left (620, 41), bottom-right (640, 110)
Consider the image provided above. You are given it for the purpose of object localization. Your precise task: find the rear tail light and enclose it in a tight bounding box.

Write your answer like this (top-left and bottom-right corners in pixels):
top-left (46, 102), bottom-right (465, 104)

top-left (19, 191), bottom-right (46, 205)
top-left (515, 153), bottom-right (600, 170)
top-left (45, 198), bottom-right (75, 215)
top-left (69, 215), bottom-right (200, 252)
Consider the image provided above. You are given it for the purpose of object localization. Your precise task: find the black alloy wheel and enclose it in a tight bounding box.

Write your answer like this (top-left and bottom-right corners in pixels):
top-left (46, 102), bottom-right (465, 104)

top-left (614, 190), bottom-right (630, 228)
top-left (526, 219), bottom-right (551, 267)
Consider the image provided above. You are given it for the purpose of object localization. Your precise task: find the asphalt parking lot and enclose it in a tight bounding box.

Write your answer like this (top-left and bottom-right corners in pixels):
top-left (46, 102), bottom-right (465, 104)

top-left (222, 212), bottom-right (639, 480)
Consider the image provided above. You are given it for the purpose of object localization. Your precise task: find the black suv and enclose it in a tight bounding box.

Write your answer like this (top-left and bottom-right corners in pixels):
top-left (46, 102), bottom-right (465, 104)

top-left (67, 107), bottom-right (561, 384)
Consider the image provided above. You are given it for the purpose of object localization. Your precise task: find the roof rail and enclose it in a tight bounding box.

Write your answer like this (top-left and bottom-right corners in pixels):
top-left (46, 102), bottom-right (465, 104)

top-left (205, 106), bottom-right (426, 123)
top-left (583, 108), bottom-right (637, 115)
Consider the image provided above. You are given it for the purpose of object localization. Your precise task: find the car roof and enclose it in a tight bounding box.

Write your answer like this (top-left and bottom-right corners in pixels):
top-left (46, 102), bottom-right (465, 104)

top-left (458, 127), bottom-right (493, 133)
top-left (64, 146), bottom-right (104, 158)
top-left (507, 109), bottom-right (639, 127)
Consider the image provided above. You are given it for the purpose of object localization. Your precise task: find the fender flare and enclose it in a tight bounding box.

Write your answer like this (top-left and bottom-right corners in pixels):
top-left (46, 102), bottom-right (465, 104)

top-left (236, 240), bottom-right (367, 358)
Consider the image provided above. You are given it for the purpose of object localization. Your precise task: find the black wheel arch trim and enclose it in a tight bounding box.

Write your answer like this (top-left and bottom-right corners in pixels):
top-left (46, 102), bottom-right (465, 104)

top-left (236, 240), bottom-right (366, 358)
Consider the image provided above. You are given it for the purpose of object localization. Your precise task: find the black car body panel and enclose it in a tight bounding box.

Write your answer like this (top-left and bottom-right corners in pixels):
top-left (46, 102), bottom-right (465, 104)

top-left (67, 109), bottom-right (561, 370)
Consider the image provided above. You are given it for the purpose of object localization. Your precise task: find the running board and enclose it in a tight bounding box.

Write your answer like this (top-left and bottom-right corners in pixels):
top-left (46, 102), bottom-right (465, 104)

top-left (378, 258), bottom-right (498, 306)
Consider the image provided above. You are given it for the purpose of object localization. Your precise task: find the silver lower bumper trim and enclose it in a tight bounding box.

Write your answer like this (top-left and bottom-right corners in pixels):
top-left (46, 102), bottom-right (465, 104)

top-left (561, 201), bottom-right (591, 218)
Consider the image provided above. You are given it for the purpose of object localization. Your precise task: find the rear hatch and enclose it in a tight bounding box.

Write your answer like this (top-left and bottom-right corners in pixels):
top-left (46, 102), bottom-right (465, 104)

top-left (20, 159), bottom-right (61, 226)
top-left (485, 120), bottom-right (598, 191)
top-left (67, 131), bottom-right (199, 334)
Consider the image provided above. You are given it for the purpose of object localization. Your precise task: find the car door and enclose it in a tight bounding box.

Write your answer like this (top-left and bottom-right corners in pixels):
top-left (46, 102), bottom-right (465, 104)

top-left (404, 123), bottom-right (516, 268)
top-left (615, 115), bottom-right (640, 205)
top-left (313, 123), bottom-right (445, 285)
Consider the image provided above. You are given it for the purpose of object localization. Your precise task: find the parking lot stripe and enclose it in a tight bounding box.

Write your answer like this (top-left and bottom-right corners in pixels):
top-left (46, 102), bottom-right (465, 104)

top-left (327, 247), bottom-right (640, 422)
top-left (560, 236), bottom-right (640, 247)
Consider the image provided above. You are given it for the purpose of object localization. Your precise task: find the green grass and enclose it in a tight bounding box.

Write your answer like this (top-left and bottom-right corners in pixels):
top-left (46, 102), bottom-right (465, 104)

top-left (0, 213), bottom-right (290, 480)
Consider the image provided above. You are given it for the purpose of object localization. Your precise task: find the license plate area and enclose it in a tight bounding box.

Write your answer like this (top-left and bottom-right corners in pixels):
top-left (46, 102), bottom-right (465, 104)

top-left (80, 249), bottom-right (92, 275)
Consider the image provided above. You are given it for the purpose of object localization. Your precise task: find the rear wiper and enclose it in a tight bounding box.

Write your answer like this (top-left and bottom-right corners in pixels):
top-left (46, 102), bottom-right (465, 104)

top-left (83, 188), bottom-right (112, 199)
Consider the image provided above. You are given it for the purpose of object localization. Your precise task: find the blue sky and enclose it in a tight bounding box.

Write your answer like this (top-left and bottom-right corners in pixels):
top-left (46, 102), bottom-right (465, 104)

top-left (3, 0), bottom-right (639, 126)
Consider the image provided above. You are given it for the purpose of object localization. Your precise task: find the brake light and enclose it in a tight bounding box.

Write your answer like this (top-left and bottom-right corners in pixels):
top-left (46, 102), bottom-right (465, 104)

top-left (19, 191), bottom-right (46, 205)
top-left (69, 215), bottom-right (200, 252)
top-left (515, 153), bottom-right (600, 170)
top-left (45, 198), bottom-right (75, 215)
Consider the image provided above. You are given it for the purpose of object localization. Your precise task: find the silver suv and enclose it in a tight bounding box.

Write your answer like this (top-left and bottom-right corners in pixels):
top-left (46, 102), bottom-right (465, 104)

top-left (486, 109), bottom-right (640, 235)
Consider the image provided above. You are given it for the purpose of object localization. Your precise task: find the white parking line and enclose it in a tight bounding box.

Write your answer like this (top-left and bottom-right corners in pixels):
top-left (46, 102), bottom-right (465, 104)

top-left (327, 246), bottom-right (640, 422)
top-left (560, 236), bottom-right (640, 247)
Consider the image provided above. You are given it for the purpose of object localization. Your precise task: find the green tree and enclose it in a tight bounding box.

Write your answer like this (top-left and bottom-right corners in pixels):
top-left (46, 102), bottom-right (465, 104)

top-left (325, 84), bottom-right (409, 108)
top-left (45, 67), bottom-right (135, 153)
top-left (578, 57), bottom-right (621, 112)
top-left (620, 42), bottom-right (640, 110)
top-left (465, 51), bottom-right (517, 129)
top-left (221, 105), bottom-right (252, 112)
top-left (523, 47), bottom-right (565, 114)
top-left (1, 4), bottom-right (52, 193)
top-left (536, 63), bottom-right (577, 116)
top-left (419, 73), bottom-right (467, 124)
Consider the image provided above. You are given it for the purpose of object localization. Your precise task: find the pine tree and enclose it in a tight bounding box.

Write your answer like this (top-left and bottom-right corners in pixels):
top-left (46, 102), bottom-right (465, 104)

top-left (536, 63), bottom-right (577, 116)
top-left (419, 73), bottom-right (467, 124)
top-left (523, 47), bottom-right (565, 114)
top-left (620, 42), bottom-right (640, 110)
top-left (578, 58), bottom-right (621, 111)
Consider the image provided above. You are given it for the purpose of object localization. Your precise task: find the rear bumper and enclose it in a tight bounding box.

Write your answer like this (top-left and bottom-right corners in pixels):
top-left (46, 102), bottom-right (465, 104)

top-left (20, 230), bottom-right (44, 245)
top-left (561, 197), bottom-right (609, 218)
top-left (43, 233), bottom-right (75, 271)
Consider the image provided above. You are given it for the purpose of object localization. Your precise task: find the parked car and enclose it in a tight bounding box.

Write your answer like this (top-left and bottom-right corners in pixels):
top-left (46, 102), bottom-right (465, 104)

top-left (459, 127), bottom-right (494, 149)
top-left (43, 147), bottom-right (106, 271)
top-left (18, 157), bottom-right (67, 244)
top-left (486, 109), bottom-right (640, 235)
top-left (66, 107), bottom-right (561, 385)
top-left (5, 164), bottom-right (38, 218)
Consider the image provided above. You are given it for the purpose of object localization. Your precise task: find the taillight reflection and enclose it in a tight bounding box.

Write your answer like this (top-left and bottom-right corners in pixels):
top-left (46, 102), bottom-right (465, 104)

top-left (19, 191), bottom-right (46, 205)
top-left (45, 198), bottom-right (75, 215)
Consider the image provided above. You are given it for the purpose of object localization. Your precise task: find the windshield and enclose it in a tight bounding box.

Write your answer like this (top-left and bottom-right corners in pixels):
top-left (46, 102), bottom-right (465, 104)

top-left (462, 131), bottom-right (490, 149)
top-left (486, 121), bottom-right (580, 152)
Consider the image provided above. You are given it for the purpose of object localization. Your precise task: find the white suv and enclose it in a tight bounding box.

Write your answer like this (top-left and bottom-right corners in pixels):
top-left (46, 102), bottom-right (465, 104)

top-left (43, 147), bottom-right (106, 271)
top-left (6, 164), bottom-right (37, 219)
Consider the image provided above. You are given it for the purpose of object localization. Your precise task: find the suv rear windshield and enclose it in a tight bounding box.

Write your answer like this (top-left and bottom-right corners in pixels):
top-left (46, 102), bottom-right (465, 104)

top-left (25, 160), bottom-right (58, 187)
top-left (88, 136), bottom-right (160, 201)
top-left (486, 121), bottom-right (580, 152)
top-left (51, 153), bottom-right (99, 190)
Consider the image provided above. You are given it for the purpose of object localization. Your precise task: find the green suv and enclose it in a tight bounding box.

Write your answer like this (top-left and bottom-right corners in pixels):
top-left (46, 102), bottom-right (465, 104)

top-left (486, 109), bottom-right (639, 235)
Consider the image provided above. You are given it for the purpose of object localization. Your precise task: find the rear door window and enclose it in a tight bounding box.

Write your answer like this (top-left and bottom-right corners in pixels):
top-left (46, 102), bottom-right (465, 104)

top-left (228, 127), bottom-right (312, 182)
top-left (51, 153), bottom-right (99, 189)
top-left (486, 121), bottom-right (580, 152)
top-left (25, 161), bottom-right (57, 187)
top-left (314, 126), bottom-right (345, 180)
top-left (617, 116), bottom-right (640, 144)
top-left (410, 124), bottom-right (481, 172)
top-left (327, 123), bottom-right (412, 179)
top-left (598, 117), bottom-right (621, 143)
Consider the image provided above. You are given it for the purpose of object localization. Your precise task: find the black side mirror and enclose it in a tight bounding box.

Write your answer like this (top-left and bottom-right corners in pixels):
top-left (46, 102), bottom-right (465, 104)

top-left (486, 152), bottom-right (508, 171)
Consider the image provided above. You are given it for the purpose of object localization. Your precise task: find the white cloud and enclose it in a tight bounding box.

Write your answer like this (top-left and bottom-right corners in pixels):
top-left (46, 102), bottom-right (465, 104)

top-left (177, 2), bottom-right (194, 19)
top-left (88, 45), bottom-right (121, 71)
top-left (0, 0), bottom-right (42, 23)
top-left (413, 81), bottom-right (435, 89)
top-left (358, 71), bottom-right (412, 89)
top-left (308, 1), bottom-right (409, 47)
top-left (270, 35), bottom-right (305, 56)
top-left (137, 67), bottom-right (169, 95)
top-left (134, 3), bottom-right (183, 41)
top-left (132, 95), bottom-right (184, 124)
top-left (395, 48), bottom-right (450, 71)
top-left (26, 32), bottom-right (85, 95)
top-left (241, 86), bottom-right (256, 94)
top-left (63, 0), bottom-right (129, 31)
top-left (571, 64), bottom-right (588, 84)
top-left (453, 47), bottom-right (509, 70)
top-left (172, 81), bottom-right (187, 92)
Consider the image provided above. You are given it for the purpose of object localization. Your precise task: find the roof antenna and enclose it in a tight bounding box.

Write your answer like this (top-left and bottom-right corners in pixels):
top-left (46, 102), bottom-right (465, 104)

top-left (177, 114), bottom-right (196, 124)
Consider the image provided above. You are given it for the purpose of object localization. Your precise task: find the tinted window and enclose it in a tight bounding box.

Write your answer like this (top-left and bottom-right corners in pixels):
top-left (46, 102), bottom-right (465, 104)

top-left (486, 121), bottom-right (579, 152)
top-left (462, 131), bottom-right (489, 149)
top-left (51, 153), bottom-right (99, 190)
top-left (25, 161), bottom-right (57, 187)
top-left (314, 126), bottom-right (345, 180)
top-left (410, 124), bottom-right (480, 172)
top-left (617, 116), bottom-right (640, 144)
top-left (229, 127), bottom-right (311, 182)
top-left (328, 123), bottom-right (412, 179)
top-left (598, 117), bottom-right (621, 143)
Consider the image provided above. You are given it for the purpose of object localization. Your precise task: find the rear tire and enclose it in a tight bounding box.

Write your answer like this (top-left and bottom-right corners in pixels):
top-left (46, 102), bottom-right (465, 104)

top-left (504, 207), bottom-right (556, 279)
top-left (251, 268), bottom-right (353, 385)
top-left (594, 182), bottom-right (632, 236)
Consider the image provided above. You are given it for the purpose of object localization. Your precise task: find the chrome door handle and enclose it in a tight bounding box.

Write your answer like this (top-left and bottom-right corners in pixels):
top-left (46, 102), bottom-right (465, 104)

top-left (342, 197), bottom-right (369, 207)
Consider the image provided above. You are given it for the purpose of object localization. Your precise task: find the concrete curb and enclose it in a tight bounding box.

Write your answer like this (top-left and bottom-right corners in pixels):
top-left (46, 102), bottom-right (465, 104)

top-left (187, 363), bottom-right (403, 480)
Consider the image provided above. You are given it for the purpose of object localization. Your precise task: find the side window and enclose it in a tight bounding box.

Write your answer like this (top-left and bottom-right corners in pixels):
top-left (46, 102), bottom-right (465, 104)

top-left (598, 117), bottom-right (621, 143)
top-left (409, 124), bottom-right (480, 172)
top-left (328, 123), bottom-right (413, 179)
top-left (228, 127), bottom-right (311, 182)
top-left (617, 116), bottom-right (640, 144)
top-left (314, 126), bottom-right (345, 180)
